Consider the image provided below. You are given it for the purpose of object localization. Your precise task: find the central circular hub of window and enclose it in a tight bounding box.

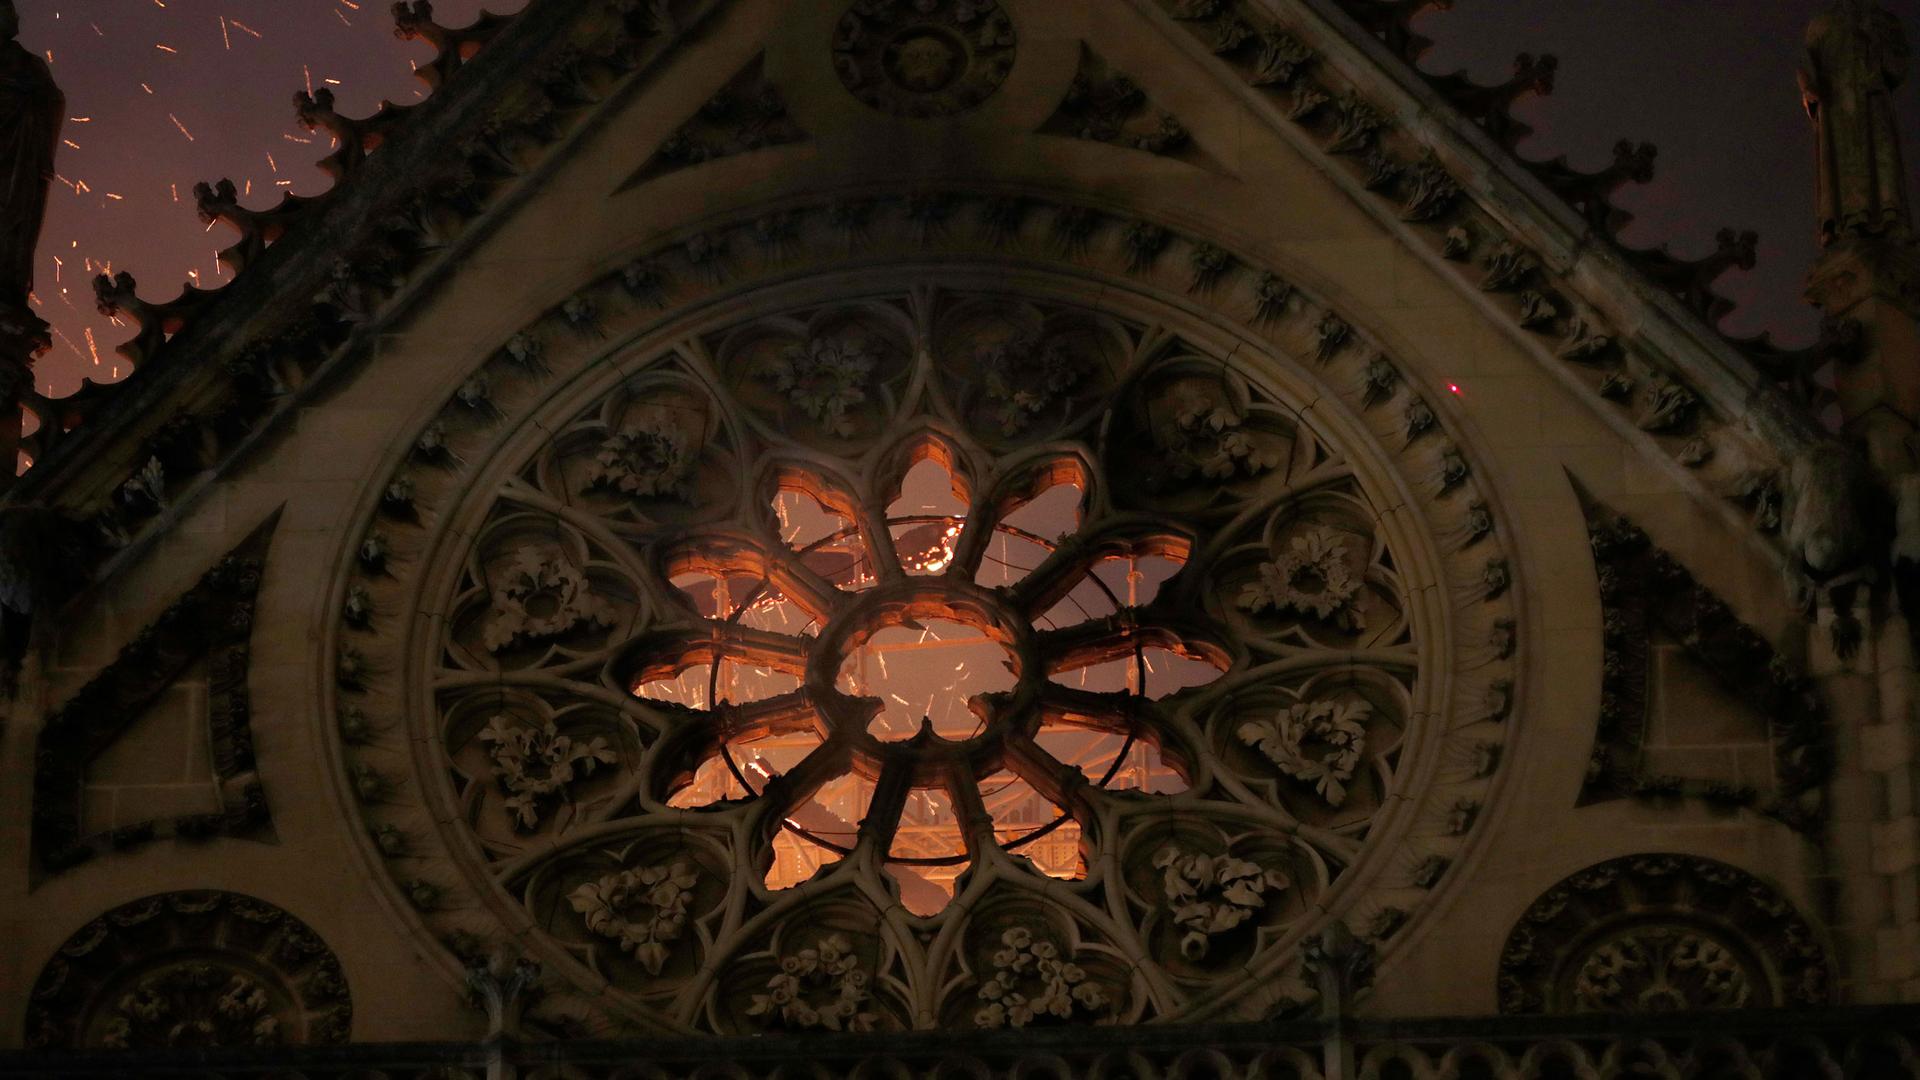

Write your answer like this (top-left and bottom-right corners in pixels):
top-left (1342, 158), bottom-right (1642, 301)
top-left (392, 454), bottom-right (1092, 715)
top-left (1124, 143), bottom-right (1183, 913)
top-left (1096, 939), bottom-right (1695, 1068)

top-left (835, 616), bottom-right (1019, 741)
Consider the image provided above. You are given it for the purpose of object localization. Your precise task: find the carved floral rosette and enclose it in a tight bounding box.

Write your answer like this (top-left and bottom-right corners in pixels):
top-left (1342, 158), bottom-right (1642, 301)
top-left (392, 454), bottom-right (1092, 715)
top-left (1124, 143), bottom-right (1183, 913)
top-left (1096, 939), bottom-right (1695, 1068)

top-left (24, 892), bottom-right (351, 1050)
top-left (831, 0), bottom-right (1018, 119)
top-left (1497, 854), bottom-right (1833, 1015)
top-left (323, 194), bottom-right (1520, 1035)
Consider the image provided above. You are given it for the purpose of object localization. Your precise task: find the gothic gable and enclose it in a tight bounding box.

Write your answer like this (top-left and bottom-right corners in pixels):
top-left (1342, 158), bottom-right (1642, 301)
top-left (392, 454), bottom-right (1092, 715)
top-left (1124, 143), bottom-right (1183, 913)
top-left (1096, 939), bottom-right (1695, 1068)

top-left (0, 0), bottom-right (1898, 1055)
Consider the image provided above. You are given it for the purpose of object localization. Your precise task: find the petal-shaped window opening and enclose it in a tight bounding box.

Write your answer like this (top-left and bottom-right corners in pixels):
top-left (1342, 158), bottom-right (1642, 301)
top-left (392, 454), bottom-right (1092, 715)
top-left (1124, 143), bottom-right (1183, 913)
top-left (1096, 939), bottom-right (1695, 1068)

top-left (669, 571), bottom-right (820, 636)
top-left (768, 827), bottom-right (845, 893)
top-left (634, 661), bottom-right (802, 709)
top-left (635, 662), bottom-right (718, 710)
top-left (1035, 726), bottom-right (1189, 794)
top-left (1036, 573), bottom-right (1121, 629)
top-left (888, 788), bottom-right (970, 916)
top-left (999, 479), bottom-right (1083, 541)
top-left (885, 863), bottom-right (957, 918)
top-left (667, 729), bottom-right (824, 809)
top-left (739, 590), bottom-right (821, 637)
top-left (888, 458), bottom-right (968, 576)
top-left (1087, 554), bottom-right (1183, 608)
top-left (977, 477), bottom-right (1085, 589)
top-left (773, 489), bottom-right (853, 553)
top-left (764, 772), bottom-right (873, 891)
top-left (1035, 553), bottom-right (1186, 629)
top-left (979, 771), bottom-right (1084, 881)
top-left (836, 620), bottom-right (1019, 740)
top-left (771, 488), bottom-right (878, 592)
top-left (666, 751), bottom-right (737, 809)
top-left (803, 545), bottom-right (875, 592)
top-left (974, 528), bottom-right (1054, 590)
top-left (776, 504), bottom-right (875, 594)
top-left (1048, 647), bottom-right (1224, 700)
top-left (892, 788), bottom-right (969, 859)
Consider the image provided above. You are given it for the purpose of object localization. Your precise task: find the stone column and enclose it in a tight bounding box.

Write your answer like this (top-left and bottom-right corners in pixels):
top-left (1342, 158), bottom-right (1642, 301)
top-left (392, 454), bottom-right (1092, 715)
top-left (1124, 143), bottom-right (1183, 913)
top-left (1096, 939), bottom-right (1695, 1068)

top-left (1802, 0), bottom-right (1919, 470)
top-left (1801, 0), bottom-right (1920, 1003)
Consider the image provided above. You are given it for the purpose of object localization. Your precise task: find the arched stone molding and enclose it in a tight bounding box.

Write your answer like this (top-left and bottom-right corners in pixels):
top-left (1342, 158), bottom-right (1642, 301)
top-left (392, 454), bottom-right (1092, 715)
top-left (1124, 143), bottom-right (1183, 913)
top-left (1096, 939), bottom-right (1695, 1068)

top-left (1496, 853), bottom-right (1833, 1016)
top-left (22, 891), bottom-right (352, 1050)
top-left (316, 191), bottom-right (1524, 1034)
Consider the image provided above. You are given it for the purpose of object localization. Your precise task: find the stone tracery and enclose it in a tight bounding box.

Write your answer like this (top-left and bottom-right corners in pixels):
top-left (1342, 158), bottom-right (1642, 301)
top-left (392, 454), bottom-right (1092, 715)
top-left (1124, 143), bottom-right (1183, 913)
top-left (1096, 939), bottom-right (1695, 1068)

top-left (325, 202), bottom-right (1518, 1033)
top-left (0, 0), bottom-right (1904, 1055)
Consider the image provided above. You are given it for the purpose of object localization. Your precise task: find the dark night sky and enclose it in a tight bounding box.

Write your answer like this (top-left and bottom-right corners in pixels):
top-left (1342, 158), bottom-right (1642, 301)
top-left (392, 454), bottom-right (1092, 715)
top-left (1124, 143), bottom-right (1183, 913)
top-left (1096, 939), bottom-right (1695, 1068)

top-left (14, 0), bottom-right (1919, 398)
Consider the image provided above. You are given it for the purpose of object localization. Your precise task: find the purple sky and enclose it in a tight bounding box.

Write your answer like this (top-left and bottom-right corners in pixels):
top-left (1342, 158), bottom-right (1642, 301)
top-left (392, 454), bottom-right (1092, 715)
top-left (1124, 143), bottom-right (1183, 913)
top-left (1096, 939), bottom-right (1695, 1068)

top-left (13, 0), bottom-right (1917, 398)
top-left (1423, 0), bottom-right (1919, 349)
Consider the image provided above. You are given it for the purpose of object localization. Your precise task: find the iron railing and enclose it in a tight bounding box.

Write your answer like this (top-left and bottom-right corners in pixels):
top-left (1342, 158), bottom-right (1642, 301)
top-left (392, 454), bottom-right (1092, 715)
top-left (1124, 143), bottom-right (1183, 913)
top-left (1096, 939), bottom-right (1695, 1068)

top-left (4, 1006), bottom-right (1919, 1079)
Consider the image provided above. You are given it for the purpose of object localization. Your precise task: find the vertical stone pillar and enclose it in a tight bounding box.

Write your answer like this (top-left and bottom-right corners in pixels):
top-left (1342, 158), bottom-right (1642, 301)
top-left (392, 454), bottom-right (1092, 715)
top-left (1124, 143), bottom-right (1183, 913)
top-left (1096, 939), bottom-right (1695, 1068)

top-left (1863, 602), bottom-right (1920, 998)
top-left (465, 951), bottom-right (540, 1080)
top-left (1803, 0), bottom-right (1919, 471)
top-left (1306, 923), bottom-right (1373, 1080)
top-left (1801, 0), bottom-right (1920, 1003)
top-left (1810, 593), bottom-right (1911, 1001)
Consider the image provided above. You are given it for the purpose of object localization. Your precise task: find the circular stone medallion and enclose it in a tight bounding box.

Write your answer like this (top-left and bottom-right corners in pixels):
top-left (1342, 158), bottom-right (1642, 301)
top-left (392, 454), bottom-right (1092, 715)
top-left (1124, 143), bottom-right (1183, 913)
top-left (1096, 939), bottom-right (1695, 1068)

top-left (25, 892), bottom-right (352, 1050)
top-left (833, 0), bottom-right (1017, 118)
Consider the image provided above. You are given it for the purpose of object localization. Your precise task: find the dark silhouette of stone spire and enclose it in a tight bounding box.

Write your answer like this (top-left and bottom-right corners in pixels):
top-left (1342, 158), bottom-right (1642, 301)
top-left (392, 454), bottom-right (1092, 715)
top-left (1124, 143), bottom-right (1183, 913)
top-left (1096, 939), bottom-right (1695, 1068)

top-left (1801, 0), bottom-right (1919, 469)
top-left (0, 0), bottom-right (62, 305)
top-left (1797, 1), bottom-right (1920, 671)
top-left (1802, 0), bottom-right (1912, 247)
top-left (0, 0), bottom-right (63, 478)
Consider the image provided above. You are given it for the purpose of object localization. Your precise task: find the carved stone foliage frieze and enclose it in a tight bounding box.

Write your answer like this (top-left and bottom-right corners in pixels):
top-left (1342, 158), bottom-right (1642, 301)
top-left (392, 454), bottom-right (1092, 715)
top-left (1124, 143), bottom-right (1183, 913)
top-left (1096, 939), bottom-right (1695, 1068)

top-left (24, 891), bottom-right (351, 1049)
top-left (1574, 482), bottom-right (1829, 832)
top-left (31, 510), bottom-right (284, 875)
top-left (1040, 46), bottom-right (1206, 164)
top-left (832, 0), bottom-right (1017, 118)
top-left (324, 195), bottom-right (1518, 1035)
top-left (617, 53), bottom-right (807, 192)
top-left (1498, 855), bottom-right (1832, 1015)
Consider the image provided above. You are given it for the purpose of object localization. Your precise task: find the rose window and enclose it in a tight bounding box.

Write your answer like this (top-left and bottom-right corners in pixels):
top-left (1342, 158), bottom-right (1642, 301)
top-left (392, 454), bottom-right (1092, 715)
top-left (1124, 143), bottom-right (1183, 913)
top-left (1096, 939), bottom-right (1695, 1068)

top-left (368, 281), bottom-right (1510, 1034)
top-left (635, 444), bottom-right (1223, 914)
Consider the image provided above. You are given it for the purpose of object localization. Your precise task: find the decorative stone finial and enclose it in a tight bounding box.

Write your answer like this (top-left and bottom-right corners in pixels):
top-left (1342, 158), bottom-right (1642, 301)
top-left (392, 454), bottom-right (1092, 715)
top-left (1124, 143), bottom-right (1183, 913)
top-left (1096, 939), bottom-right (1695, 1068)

top-left (464, 948), bottom-right (542, 1042)
top-left (1801, 0), bottom-right (1912, 247)
top-left (1302, 921), bottom-right (1376, 1021)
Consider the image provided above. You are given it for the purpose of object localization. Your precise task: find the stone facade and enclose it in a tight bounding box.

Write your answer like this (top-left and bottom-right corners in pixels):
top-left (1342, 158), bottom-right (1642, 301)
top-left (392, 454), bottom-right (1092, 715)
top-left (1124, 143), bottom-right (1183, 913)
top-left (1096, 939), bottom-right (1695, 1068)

top-left (0, 0), bottom-right (1916, 1071)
